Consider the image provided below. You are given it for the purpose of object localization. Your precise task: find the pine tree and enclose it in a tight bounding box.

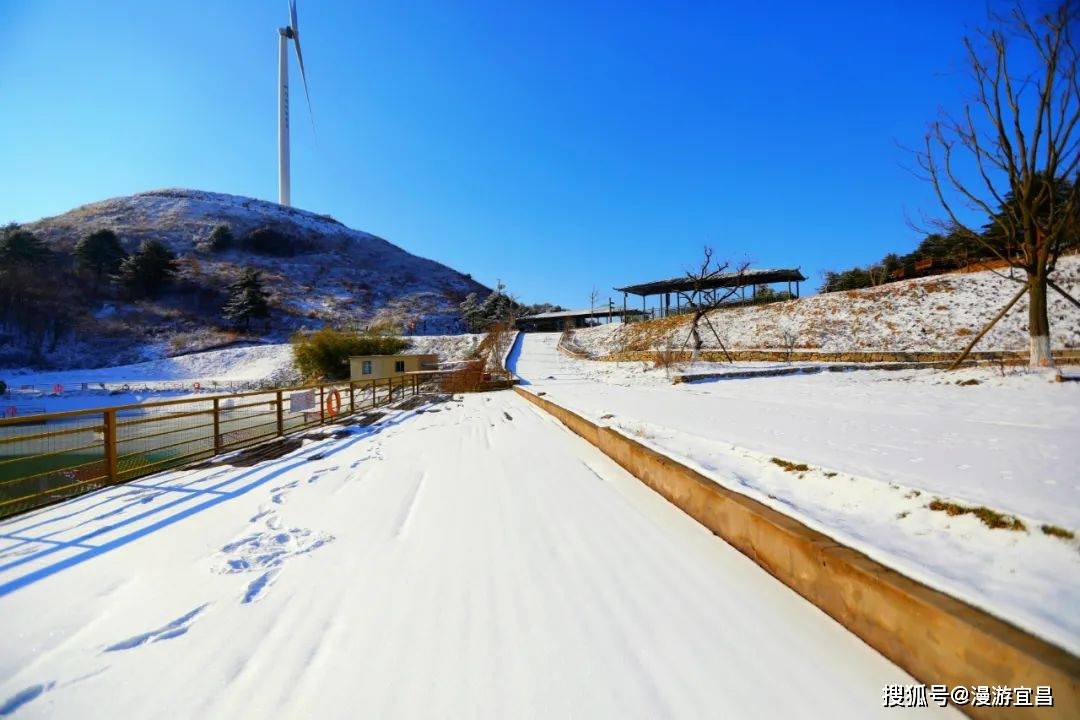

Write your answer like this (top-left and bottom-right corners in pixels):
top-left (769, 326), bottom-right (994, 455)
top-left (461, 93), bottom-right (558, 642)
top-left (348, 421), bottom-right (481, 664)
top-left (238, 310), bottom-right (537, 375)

top-left (222, 268), bottom-right (271, 330)
top-left (114, 239), bottom-right (179, 297)
top-left (0, 224), bottom-right (51, 266)
top-left (74, 229), bottom-right (127, 278)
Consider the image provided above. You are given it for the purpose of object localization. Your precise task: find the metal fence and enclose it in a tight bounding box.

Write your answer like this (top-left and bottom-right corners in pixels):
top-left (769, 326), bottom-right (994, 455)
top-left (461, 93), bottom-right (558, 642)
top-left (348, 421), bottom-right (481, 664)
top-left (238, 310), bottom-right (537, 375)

top-left (0, 374), bottom-right (440, 521)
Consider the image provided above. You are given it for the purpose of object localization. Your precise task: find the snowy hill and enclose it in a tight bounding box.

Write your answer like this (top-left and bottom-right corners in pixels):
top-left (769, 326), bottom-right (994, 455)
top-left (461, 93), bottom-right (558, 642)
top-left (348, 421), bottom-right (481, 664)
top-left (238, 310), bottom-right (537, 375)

top-left (8, 189), bottom-right (488, 368)
top-left (575, 255), bottom-right (1080, 356)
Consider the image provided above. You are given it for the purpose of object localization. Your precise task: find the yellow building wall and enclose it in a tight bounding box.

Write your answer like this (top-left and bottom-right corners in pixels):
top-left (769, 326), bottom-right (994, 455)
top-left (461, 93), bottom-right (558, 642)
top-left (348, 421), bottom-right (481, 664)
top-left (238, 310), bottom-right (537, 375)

top-left (349, 354), bottom-right (438, 381)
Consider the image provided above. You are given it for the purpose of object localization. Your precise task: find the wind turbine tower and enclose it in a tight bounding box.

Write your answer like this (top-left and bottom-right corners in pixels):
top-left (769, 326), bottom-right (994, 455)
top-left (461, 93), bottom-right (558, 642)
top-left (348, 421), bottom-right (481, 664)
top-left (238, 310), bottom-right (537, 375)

top-left (277, 0), bottom-right (312, 207)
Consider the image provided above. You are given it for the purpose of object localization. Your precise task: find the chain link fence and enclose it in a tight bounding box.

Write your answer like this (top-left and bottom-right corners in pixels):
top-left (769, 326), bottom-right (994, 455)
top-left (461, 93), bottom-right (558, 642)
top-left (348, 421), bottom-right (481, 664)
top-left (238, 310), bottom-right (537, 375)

top-left (0, 374), bottom-right (438, 520)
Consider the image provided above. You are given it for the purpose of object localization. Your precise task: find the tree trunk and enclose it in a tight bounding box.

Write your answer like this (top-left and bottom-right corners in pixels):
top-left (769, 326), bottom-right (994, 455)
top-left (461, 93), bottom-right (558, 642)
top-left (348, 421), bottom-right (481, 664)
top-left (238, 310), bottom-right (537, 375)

top-left (1027, 270), bottom-right (1054, 368)
top-left (689, 320), bottom-right (703, 363)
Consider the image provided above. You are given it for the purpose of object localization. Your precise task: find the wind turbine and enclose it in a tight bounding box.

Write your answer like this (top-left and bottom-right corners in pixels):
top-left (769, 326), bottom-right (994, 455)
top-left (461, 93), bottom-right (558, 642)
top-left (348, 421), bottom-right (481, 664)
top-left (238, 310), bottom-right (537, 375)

top-left (277, 0), bottom-right (313, 207)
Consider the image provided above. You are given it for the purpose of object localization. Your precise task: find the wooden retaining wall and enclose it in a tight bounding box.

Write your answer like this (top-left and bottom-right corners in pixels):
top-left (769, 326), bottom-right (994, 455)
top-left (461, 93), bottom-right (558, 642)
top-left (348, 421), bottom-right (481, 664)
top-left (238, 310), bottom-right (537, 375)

top-left (514, 387), bottom-right (1079, 719)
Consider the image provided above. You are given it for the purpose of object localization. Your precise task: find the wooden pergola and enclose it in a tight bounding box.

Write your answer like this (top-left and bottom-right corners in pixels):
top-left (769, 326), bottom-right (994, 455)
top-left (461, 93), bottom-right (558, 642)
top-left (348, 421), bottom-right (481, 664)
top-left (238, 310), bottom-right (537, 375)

top-left (615, 268), bottom-right (806, 318)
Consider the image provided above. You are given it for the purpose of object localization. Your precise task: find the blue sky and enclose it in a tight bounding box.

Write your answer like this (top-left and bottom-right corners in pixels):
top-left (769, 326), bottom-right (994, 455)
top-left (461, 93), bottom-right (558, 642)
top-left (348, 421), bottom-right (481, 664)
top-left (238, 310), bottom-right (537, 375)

top-left (1, 1), bottom-right (989, 306)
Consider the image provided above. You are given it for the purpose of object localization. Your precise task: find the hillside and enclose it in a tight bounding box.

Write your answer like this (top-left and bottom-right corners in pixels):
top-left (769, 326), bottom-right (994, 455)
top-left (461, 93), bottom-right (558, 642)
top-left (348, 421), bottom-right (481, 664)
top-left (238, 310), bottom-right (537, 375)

top-left (575, 255), bottom-right (1080, 357)
top-left (3, 189), bottom-right (488, 369)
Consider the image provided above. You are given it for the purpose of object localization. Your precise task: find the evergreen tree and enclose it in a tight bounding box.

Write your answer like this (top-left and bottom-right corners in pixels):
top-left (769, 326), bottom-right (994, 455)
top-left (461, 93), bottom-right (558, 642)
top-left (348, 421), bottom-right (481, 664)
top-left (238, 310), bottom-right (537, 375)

top-left (0, 224), bottom-right (51, 266)
top-left (202, 224), bottom-right (233, 252)
top-left (74, 229), bottom-right (127, 278)
top-left (222, 268), bottom-right (271, 329)
top-left (114, 239), bottom-right (179, 297)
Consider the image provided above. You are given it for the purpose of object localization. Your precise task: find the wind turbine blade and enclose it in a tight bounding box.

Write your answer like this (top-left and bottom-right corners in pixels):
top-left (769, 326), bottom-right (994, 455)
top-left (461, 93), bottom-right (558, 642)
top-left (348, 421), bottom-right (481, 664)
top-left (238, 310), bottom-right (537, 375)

top-left (289, 0), bottom-right (315, 135)
top-left (293, 34), bottom-right (315, 135)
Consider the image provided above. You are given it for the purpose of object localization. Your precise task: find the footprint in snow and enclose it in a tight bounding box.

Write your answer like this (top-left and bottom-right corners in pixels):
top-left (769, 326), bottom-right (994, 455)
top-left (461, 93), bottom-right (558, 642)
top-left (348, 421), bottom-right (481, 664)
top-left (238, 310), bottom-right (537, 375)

top-left (104, 604), bottom-right (209, 652)
top-left (214, 522), bottom-right (334, 604)
top-left (0, 682), bottom-right (56, 716)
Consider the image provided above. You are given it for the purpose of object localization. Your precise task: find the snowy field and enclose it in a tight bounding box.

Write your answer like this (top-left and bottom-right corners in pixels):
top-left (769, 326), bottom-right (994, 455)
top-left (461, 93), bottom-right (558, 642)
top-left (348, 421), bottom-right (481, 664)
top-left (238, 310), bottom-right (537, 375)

top-left (0, 336), bottom-right (483, 414)
top-left (509, 333), bottom-right (1080, 655)
top-left (0, 393), bottom-right (949, 718)
top-left (575, 255), bottom-right (1080, 356)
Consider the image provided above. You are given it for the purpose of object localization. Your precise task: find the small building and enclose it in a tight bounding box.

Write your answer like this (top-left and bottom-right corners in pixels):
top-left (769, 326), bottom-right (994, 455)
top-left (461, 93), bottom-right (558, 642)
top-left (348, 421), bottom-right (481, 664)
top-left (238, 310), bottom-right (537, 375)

top-left (349, 353), bottom-right (438, 381)
top-left (516, 307), bottom-right (648, 332)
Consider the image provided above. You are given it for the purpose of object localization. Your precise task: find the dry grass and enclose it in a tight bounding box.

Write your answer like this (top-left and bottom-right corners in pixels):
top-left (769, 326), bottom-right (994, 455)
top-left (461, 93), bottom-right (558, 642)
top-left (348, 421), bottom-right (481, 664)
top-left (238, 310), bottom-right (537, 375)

top-left (770, 457), bottom-right (810, 473)
top-left (615, 315), bottom-right (689, 353)
top-left (1041, 524), bottom-right (1075, 540)
top-left (439, 360), bottom-right (487, 393)
top-left (652, 345), bottom-right (681, 371)
top-left (927, 499), bottom-right (1026, 531)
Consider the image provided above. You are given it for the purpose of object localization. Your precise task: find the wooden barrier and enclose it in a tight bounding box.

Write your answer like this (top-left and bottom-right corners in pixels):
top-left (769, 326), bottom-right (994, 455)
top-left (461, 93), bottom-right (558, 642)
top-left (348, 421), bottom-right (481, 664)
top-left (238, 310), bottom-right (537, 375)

top-left (514, 386), bottom-right (1079, 719)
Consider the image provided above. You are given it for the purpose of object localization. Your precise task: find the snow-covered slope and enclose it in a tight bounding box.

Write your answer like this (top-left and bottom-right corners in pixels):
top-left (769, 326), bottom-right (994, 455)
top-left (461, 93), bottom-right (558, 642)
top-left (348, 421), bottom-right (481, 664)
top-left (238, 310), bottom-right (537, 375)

top-left (576, 256), bottom-right (1080, 356)
top-left (8, 189), bottom-right (488, 369)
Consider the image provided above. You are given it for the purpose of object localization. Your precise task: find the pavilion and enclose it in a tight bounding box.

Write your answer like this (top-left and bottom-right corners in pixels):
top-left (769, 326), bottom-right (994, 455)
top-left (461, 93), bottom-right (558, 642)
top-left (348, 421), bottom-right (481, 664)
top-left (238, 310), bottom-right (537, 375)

top-left (614, 267), bottom-right (806, 318)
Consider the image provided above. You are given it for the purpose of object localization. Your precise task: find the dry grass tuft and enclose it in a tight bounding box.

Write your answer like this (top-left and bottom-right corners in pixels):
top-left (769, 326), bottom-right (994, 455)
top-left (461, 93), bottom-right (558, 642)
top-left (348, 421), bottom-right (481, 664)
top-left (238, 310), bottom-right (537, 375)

top-left (1041, 524), bottom-right (1075, 540)
top-left (770, 457), bottom-right (810, 473)
top-left (928, 499), bottom-right (1026, 531)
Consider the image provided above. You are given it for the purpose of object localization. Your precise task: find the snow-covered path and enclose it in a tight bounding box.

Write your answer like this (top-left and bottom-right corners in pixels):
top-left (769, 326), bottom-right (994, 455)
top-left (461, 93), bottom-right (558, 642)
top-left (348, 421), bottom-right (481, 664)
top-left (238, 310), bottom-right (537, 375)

top-left (509, 333), bottom-right (1080, 655)
top-left (0, 393), bottom-right (947, 718)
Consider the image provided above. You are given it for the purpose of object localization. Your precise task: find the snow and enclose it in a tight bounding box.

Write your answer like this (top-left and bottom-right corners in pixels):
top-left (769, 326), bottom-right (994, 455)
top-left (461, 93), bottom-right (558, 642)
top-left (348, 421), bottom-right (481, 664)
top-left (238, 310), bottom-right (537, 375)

top-left (3, 344), bottom-right (298, 391)
top-left (0, 393), bottom-right (952, 718)
top-left (0, 336), bottom-right (483, 414)
top-left (575, 255), bottom-right (1080, 355)
top-left (510, 332), bottom-right (1080, 655)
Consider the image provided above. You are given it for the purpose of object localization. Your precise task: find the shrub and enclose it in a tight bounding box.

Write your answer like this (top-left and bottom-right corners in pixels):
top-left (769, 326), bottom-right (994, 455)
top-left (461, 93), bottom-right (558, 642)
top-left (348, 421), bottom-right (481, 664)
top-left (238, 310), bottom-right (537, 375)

top-left (0, 379), bottom-right (7, 395)
top-left (292, 328), bottom-right (407, 380)
top-left (244, 226), bottom-right (300, 256)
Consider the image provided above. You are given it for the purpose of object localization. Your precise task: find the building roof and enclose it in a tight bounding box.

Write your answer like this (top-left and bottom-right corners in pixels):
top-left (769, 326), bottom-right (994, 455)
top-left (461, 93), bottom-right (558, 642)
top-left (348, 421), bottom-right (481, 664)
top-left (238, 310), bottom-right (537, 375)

top-left (615, 268), bottom-right (806, 296)
top-left (348, 352), bottom-right (437, 359)
top-left (518, 307), bottom-right (646, 321)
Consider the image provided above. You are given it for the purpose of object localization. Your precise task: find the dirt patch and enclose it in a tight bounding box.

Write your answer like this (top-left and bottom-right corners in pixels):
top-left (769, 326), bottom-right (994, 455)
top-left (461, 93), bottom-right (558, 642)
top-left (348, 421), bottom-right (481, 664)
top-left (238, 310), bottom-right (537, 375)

top-left (219, 438), bottom-right (304, 467)
top-left (343, 412), bottom-right (386, 427)
top-left (300, 429), bottom-right (352, 440)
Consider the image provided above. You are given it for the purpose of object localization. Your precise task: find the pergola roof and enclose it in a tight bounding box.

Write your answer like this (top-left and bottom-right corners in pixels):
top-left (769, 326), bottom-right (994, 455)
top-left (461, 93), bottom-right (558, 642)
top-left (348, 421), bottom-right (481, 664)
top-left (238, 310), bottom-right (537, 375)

top-left (614, 268), bottom-right (806, 297)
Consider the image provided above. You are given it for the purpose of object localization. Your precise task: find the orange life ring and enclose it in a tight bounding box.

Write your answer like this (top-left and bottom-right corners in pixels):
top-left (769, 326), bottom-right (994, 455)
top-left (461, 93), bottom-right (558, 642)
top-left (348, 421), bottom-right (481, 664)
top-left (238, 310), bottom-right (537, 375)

top-left (325, 389), bottom-right (342, 417)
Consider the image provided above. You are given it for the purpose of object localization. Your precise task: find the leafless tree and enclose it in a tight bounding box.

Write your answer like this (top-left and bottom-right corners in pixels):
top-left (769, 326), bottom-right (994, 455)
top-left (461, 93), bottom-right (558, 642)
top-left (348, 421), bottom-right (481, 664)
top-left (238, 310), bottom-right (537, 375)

top-left (916, 1), bottom-right (1079, 367)
top-left (675, 246), bottom-right (750, 363)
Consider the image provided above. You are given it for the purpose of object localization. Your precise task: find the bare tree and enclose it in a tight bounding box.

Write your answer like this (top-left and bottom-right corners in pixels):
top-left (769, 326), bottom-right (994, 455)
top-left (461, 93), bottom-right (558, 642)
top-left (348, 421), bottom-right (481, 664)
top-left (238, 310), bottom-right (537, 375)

top-left (588, 286), bottom-right (599, 324)
top-left (916, 1), bottom-right (1079, 367)
top-left (675, 247), bottom-right (750, 363)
